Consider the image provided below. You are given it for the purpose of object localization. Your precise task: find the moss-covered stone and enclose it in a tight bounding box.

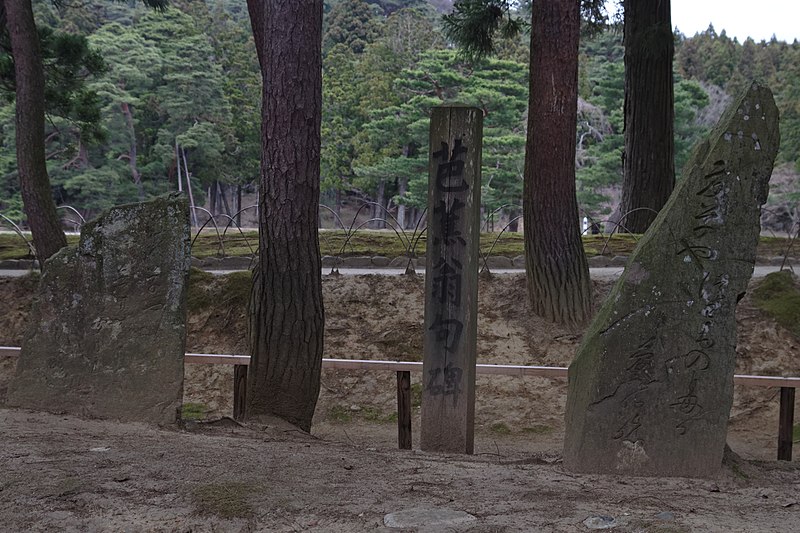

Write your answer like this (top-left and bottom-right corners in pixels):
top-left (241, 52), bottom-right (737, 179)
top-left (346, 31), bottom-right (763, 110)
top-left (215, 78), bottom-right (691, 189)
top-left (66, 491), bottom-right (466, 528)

top-left (753, 271), bottom-right (800, 337)
top-left (6, 194), bottom-right (191, 424)
top-left (564, 83), bottom-right (781, 477)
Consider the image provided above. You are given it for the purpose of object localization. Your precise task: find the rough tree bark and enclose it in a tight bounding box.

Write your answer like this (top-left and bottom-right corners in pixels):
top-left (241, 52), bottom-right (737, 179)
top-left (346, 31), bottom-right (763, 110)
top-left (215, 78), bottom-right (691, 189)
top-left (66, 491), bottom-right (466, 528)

top-left (618, 0), bottom-right (675, 233)
top-left (246, 0), bottom-right (325, 432)
top-left (523, 0), bottom-right (592, 326)
top-left (4, 0), bottom-right (67, 263)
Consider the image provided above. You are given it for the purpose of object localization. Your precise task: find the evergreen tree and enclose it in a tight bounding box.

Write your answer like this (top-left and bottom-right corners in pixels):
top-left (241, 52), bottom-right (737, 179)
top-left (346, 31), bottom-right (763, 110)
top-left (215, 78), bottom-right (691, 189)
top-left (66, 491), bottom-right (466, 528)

top-left (443, 0), bottom-right (598, 325)
top-left (617, 0), bottom-right (675, 233)
top-left (323, 0), bottom-right (382, 55)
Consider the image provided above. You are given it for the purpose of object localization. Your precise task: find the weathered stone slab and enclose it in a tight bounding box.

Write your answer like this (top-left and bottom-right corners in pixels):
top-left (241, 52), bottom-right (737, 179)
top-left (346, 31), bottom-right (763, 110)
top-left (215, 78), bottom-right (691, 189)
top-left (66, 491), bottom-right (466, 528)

top-left (564, 83), bottom-right (780, 477)
top-left (384, 508), bottom-right (477, 529)
top-left (6, 194), bottom-right (191, 424)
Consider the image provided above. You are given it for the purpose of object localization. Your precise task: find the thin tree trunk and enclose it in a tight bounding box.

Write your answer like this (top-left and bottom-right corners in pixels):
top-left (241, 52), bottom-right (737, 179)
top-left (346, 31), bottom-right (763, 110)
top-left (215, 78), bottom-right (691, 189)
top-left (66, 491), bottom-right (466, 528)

top-left (372, 178), bottom-right (386, 229)
top-left (618, 0), bottom-right (675, 233)
top-left (396, 175), bottom-right (407, 229)
top-left (4, 0), bottom-right (66, 263)
top-left (181, 147), bottom-right (198, 227)
top-left (236, 184), bottom-right (242, 226)
top-left (219, 182), bottom-right (231, 217)
top-left (175, 140), bottom-right (183, 192)
top-left (209, 183), bottom-right (217, 215)
top-left (409, 207), bottom-right (419, 230)
top-left (246, 0), bottom-right (324, 432)
top-left (120, 101), bottom-right (144, 200)
top-left (523, 0), bottom-right (591, 326)
top-left (508, 207), bottom-right (520, 232)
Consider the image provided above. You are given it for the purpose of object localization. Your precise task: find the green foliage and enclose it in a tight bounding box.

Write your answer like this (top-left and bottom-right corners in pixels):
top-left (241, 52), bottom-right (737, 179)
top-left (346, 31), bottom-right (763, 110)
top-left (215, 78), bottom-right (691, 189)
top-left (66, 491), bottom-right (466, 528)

top-left (1, 2), bottom-right (798, 231)
top-left (221, 270), bottom-right (253, 308)
top-left (675, 27), bottom-right (800, 170)
top-left (673, 78), bottom-right (711, 174)
top-left (181, 402), bottom-right (208, 420)
top-left (442, 0), bottom-right (527, 62)
top-left (753, 271), bottom-right (800, 337)
top-left (0, 25), bottom-right (107, 142)
top-left (323, 0), bottom-right (383, 54)
top-left (352, 48), bottom-right (528, 218)
top-left (328, 405), bottom-right (354, 422)
top-left (489, 421), bottom-right (511, 435)
top-left (0, 2), bottom-right (261, 225)
top-left (187, 267), bottom-right (216, 312)
top-left (361, 405), bottom-right (397, 423)
top-left (522, 424), bottom-right (553, 434)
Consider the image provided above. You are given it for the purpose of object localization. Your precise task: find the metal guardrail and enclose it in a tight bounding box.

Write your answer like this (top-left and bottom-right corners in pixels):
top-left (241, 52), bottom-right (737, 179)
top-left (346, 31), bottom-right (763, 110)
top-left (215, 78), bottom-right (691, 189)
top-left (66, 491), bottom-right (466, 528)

top-left (0, 346), bottom-right (796, 459)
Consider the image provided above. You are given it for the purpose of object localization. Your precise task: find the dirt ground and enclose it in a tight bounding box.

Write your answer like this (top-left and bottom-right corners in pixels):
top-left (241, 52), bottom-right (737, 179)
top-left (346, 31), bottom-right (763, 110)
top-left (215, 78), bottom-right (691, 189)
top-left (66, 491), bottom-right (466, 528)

top-left (1, 271), bottom-right (799, 531)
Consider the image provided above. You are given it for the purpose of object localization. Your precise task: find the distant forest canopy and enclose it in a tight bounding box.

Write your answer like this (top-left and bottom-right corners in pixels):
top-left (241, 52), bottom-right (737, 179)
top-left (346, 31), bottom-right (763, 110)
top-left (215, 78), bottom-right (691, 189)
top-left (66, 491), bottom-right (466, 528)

top-left (0, 0), bottom-right (797, 228)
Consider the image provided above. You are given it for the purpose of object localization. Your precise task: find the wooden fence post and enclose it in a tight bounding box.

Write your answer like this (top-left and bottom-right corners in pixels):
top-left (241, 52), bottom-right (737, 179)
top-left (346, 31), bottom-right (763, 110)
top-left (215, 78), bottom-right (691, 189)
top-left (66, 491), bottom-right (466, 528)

top-left (397, 371), bottom-right (412, 449)
top-left (233, 364), bottom-right (247, 421)
top-left (421, 105), bottom-right (482, 454)
top-left (778, 386), bottom-right (795, 461)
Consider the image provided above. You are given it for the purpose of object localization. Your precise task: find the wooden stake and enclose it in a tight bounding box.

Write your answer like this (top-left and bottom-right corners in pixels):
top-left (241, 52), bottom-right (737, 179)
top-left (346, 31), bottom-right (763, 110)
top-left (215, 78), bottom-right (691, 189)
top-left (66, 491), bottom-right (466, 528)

top-left (397, 371), bottom-right (412, 450)
top-left (233, 364), bottom-right (248, 421)
top-left (778, 386), bottom-right (795, 461)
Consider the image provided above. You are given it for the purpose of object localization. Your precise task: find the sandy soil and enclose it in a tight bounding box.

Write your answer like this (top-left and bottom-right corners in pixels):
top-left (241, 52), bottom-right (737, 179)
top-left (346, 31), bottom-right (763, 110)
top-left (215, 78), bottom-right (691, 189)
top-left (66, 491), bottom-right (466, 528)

top-left (1, 272), bottom-right (799, 531)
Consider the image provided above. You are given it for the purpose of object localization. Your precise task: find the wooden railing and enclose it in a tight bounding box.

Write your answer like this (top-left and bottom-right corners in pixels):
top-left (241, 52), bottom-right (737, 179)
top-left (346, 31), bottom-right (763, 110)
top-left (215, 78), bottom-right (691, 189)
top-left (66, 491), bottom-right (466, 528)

top-left (1, 346), bottom-right (797, 460)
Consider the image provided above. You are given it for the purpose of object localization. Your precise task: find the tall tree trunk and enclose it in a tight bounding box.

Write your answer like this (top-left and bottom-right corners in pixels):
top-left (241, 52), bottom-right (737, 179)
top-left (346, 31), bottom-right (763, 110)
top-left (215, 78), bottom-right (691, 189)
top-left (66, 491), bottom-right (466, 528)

top-left (618, 0), bottom-right (675, 233)
top-left (120, 101), bottom-right (144, 200)
top-left (4, 0), bottom-right (66, 263)
top-left (246, 0), bottom-right (324, 432)
top-left (523, 0), bottom-right (591, 326)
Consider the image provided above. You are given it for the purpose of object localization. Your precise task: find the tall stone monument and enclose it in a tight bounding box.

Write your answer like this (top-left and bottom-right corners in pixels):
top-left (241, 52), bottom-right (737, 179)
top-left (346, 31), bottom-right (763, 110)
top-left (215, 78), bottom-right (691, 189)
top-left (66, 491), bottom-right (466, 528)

top-left (564, 82), bottom-right (780, 477)
top-left (7, 194), bottom-right (191, 424)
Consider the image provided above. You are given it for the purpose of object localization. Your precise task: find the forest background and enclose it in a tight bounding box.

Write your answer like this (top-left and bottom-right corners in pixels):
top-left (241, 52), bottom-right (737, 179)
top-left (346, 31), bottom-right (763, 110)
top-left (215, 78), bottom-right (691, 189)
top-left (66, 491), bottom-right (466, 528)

top-left (0, 0), bottom-right (798, 231)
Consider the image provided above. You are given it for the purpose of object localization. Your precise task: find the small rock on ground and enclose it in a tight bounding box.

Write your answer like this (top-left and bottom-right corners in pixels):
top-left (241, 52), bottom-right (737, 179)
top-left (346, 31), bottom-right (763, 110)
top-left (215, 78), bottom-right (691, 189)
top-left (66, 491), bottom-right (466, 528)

top-left (384, 508), bottom-right (477, 529)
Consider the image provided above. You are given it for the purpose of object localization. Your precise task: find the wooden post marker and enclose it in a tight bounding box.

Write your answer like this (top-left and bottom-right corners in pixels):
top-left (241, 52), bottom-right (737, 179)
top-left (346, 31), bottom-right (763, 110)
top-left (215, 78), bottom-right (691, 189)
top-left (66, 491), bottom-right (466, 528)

top-left (778, 386), bottom-right (795, 461)
top-left (421, 106), bottom-right (482, 454)
top-left (397, 371), bottom-right (412, 450)
top-left (233, 364), bottom-right (248, 421)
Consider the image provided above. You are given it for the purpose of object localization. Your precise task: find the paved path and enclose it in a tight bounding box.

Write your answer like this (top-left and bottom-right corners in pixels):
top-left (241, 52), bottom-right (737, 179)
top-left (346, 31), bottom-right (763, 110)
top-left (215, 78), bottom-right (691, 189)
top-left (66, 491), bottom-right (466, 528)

top-left (2, 266), bottom-right (787, 279)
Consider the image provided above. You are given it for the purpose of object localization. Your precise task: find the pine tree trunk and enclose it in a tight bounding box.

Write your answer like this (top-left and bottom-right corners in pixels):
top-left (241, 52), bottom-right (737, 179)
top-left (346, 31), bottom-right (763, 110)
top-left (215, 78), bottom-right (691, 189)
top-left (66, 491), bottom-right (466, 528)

top-left (246, 0), bottom-right (324, 432)
top-left (372, 178), bottom-right (386, 229)
top-left (208, 183), bottom-right (216, 216)
top-left (523, 0), bottom-right (591, 326)
top-left (618, 0), bottom-right (675, 233)
top-left (219, 182), bottom-right (231, 217)
top-left (396, 175), bottom-right (407, 229)
top-left (4, 0), bottom-right (66, 263)
top-left (120, 101), bottom-right (144, 200)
